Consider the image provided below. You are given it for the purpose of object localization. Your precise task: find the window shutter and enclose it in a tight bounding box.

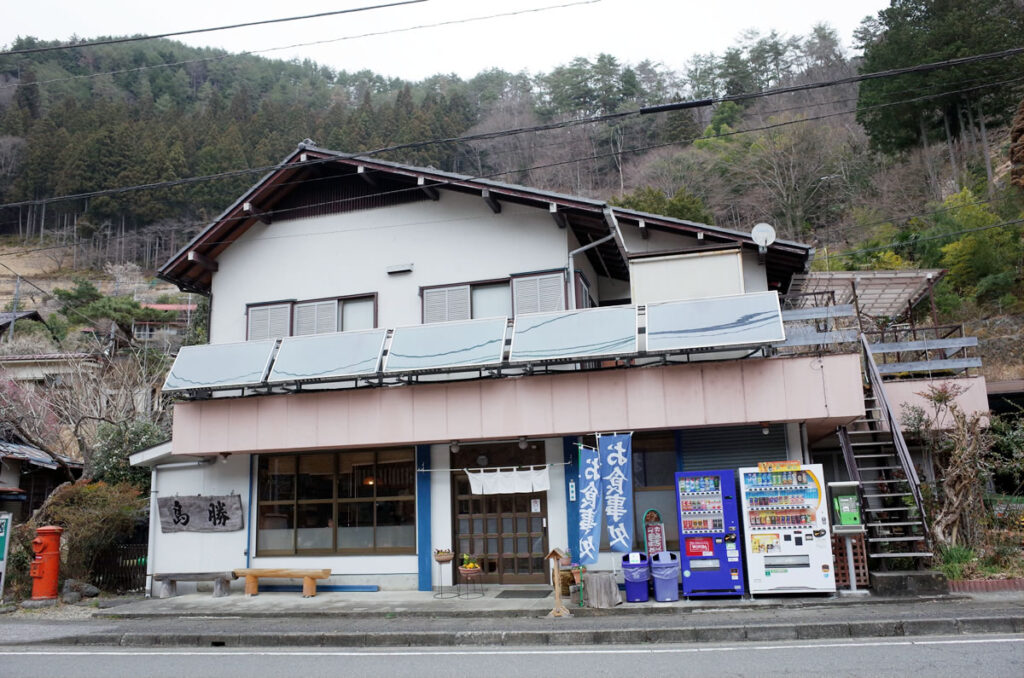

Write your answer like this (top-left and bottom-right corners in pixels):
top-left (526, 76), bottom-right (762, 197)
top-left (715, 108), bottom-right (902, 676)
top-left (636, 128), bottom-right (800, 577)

top-left (267, 305), bottom-right (290, 338)
top-left (514, 274), bottom-right (564, 315)
top-left (248, 307), bottom-right (270, 340)
top-left (423, 288), bottom-right (448, 324)
top-left (537, 274), bottom-right (565, 312)
top-left (447, 286), bottom-right (470, 321)
top-left (293, 304), bottom-right (316, 336)
top-left (316, 301), bottom-right (338, 333)
top-left (294, 301), bottom-right (336, 336)
top-left (423, 286), bottom-right (470, 323)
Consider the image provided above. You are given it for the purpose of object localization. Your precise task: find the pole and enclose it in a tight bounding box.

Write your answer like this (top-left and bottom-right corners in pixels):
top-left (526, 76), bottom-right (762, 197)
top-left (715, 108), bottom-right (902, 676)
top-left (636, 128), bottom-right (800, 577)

top-left (7, 276), bottom-right (20, 342)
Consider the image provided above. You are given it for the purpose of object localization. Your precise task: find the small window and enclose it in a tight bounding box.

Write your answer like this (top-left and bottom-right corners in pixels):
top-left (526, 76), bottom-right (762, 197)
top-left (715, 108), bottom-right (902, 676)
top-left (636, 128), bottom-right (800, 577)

top-left (471, 283), bottom-right (511, 319)
top-left (423, 285), bottom-right (471, 323)
top-left (248, 304), bottom-right (290, 340)
top-left (513, 273), bottom-right (565, 315)
top-left (341, 297), bottom-right (375, 331)
top-left (293, 301), bottom-right (337, 336)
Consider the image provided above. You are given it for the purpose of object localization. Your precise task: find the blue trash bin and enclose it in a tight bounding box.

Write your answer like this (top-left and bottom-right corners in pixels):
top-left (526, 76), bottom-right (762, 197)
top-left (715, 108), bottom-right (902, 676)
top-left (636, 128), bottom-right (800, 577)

top-left (621, 553), bottom-right (650, 602)
top-left (651, 551), bottom-right (680, 602)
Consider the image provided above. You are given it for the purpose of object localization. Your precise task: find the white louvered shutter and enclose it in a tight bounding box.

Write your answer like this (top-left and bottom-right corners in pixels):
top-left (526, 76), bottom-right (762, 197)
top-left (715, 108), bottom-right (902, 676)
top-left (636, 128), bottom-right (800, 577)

top-left (248, 303), bottom-right (291, 340)
top-left (294, 301), bottom-right (337, 336)
top-left (423, 285), bottom-right (470, 323)
top-left (513, 274), bottom-right (565, 315)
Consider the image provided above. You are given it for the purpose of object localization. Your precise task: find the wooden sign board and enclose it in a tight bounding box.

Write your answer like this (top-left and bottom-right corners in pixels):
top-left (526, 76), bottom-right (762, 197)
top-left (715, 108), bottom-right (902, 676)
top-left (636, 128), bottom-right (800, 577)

top-left (157, 495), bottom-right (244, 533)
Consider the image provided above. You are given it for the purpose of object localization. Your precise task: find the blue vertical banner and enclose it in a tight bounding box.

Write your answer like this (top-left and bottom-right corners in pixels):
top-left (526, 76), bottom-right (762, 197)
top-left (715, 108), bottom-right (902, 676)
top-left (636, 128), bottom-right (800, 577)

top-left (599, 433), bottom-right (633, 553)
top-left (577, 446), bottom-right (603, 565)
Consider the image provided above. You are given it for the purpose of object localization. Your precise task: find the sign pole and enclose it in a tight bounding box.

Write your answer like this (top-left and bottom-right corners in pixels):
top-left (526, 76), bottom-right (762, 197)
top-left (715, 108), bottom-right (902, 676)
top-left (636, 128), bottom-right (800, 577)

top-left (0, 512), bottom-right (12, 603)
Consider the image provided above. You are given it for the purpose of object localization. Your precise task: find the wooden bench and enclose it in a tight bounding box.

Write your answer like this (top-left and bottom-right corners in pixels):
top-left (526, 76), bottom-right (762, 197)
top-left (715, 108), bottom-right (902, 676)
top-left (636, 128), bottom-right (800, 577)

top-left (152, 572), bottom-right (237, 598)
top-left (232, 568), bottom-right (332, 598)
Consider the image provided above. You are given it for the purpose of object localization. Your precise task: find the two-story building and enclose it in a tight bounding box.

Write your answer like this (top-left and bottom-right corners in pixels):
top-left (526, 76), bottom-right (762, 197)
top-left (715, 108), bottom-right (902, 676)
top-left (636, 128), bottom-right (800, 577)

top-left (136, 142), bottom-right (872, 594)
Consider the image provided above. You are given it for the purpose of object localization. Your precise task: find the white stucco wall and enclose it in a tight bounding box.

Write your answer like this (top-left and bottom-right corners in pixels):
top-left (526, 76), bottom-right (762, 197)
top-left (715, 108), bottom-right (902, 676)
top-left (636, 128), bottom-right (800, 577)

top-left (210, 194), bottom-right (575, 343)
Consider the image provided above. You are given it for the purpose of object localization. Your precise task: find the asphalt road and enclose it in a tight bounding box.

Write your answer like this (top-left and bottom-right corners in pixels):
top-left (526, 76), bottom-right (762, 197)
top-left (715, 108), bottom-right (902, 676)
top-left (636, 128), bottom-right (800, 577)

top-left (1, 635), bottom-right (1022, 678)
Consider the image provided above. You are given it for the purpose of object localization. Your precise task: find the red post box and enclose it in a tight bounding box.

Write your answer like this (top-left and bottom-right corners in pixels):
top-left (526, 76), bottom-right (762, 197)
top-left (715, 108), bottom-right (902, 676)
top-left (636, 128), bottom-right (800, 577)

top-left (30, 525), bottom-right (63, 600)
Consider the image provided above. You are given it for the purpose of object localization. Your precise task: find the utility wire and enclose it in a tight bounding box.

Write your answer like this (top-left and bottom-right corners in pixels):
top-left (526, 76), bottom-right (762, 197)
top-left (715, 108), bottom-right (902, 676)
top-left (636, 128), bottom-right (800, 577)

top-left (2, 69), bottom-right (1019, 213)
top-left (0, 1), bottom-right (427, 56)
top-left (640, 46), bottom-right (1024, 114)
top-left (0, 1), bottom-right (603, 91)
top-left (825, 218), bottom-right (1024, 261)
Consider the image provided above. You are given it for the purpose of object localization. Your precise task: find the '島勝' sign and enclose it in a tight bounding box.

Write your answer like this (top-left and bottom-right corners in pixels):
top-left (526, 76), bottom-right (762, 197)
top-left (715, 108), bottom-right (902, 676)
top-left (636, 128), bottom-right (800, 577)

top-left (157, 495), bottom-right (244, 533)
top-left (0, 512), bottom-right (11, 599)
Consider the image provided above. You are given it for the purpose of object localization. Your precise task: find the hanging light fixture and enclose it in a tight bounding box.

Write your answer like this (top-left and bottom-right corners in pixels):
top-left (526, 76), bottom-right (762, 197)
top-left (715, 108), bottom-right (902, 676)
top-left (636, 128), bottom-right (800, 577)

top-left (449, 441), bottom-right (460, 453)
top-left (518, 437), bottom-right (529, 450)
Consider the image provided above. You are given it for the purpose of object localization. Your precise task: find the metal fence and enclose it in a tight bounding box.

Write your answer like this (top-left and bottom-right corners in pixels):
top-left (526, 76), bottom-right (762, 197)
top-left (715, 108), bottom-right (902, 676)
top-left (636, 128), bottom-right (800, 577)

top-left (91, 543), bottom-right (148, 593)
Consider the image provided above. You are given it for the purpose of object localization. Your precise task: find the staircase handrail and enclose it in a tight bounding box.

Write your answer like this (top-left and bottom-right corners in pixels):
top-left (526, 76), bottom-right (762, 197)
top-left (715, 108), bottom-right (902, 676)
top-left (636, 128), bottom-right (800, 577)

top-left (837, 426), bottom-right (860, 483)
top-left (860, 334), bottom-right (932, 545)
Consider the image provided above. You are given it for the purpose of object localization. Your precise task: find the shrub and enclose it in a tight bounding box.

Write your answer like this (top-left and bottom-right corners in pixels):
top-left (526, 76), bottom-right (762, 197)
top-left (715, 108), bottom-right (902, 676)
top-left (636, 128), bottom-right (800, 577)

top-left (27, 480), bottom-right (147, 585)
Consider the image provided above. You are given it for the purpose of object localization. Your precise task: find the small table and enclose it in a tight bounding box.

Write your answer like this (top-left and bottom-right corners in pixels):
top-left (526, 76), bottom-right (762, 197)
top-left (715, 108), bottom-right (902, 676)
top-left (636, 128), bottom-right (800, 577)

top-left (458, 568), bottom-right (483, 599)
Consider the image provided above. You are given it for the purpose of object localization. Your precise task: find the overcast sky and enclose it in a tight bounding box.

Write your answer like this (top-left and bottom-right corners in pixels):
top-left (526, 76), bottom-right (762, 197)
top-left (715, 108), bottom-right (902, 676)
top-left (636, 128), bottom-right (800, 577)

top-left (2, 0), bottom-right (890, 81)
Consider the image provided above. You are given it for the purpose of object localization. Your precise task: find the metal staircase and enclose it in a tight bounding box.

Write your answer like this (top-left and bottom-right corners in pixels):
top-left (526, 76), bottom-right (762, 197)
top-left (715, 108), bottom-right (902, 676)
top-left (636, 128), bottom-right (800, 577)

top-left (838, 336), bottom-right (933, 568)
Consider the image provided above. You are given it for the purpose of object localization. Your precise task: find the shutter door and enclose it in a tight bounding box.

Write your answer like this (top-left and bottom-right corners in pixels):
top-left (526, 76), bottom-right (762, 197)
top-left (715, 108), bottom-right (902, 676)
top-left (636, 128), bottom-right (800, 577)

top-left (680, 425), bottom-right (788, 472)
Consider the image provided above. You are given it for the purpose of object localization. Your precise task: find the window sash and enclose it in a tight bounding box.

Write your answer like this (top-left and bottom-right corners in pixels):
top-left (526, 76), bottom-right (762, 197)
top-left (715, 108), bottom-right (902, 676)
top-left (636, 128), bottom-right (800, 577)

top-left (256, 449), bottom-right (415, 555)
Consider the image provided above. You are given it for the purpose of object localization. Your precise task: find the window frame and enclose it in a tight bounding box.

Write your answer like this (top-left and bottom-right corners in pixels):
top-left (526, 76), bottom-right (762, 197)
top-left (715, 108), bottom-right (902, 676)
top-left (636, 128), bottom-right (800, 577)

top-left (420, 277), bottom-right (511, 323)
top-left (256, 447), bottom-right (417, 557)
top-left (246, 293), bottom-right (377, 340)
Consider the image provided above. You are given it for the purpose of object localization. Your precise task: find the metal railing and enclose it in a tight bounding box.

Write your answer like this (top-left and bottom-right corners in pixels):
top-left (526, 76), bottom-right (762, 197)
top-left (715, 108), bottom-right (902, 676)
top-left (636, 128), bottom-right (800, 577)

top-left (860, 335), bottom-right (932, 546)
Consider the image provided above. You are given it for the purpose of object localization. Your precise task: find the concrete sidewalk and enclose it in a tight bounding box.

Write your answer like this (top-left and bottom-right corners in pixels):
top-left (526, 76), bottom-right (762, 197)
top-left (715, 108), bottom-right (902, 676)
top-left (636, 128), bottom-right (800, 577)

top-left (2, 588), bottom-right (1022, 648)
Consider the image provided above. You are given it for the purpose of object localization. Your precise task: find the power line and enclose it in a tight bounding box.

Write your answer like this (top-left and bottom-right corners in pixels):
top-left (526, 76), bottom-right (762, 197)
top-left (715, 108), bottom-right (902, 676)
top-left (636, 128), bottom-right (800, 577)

top-left (3, 68), bottom-right (1019, 214)
top-left (0, 1), bottom-right (604, 91)
top-left (0, 1), bottom-right (427, 56)
top-left (825, 218), bottom-right (1024, 261)
top-left (640, 46), bottom-right (1024, 115)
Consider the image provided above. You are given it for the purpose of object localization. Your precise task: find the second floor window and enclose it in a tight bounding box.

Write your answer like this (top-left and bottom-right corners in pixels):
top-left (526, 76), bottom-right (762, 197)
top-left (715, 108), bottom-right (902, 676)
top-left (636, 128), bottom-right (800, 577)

top-left (248, 295), bottom-right (375, 340)
top-left (423, 273), bottom-right (564, 324)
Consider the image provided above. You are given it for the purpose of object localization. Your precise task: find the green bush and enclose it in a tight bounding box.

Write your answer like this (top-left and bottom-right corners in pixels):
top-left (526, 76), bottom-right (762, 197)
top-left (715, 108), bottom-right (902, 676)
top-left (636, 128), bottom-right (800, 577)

top-left (21, 480), bottom-right (148, 588)
top-left (938, 544), bottom-right (976, 580)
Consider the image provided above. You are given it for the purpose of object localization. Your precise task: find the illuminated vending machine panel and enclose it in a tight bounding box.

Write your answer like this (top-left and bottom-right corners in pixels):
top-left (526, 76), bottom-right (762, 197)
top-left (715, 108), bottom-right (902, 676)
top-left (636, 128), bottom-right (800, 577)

top-left (675, 470), bottom-right (744, 597)
top-left (739, 462), bottom-right (836, 595)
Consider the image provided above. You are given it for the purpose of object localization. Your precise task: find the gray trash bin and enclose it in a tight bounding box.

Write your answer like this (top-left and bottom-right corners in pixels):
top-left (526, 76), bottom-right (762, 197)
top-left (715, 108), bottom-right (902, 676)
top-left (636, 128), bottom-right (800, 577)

top-left (651, 551), bottom-right (680, 602)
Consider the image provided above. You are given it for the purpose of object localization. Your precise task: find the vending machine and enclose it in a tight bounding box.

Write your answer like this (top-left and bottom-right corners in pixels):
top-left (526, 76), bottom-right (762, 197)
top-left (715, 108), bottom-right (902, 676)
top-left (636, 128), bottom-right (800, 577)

top-left (674, 470), bottom-right (744, 597)
top-left (739, 461), bottom-right (836, 595)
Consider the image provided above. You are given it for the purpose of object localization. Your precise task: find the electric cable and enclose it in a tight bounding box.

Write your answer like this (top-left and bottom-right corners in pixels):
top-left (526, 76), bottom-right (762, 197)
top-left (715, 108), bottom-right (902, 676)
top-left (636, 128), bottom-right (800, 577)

top-left (0, 1), bottom-right (427, 56)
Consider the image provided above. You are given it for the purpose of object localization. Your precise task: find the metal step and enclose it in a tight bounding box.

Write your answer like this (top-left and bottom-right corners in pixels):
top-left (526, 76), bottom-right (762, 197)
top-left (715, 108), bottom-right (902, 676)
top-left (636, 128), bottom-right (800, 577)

top-left (849, 441), bottom-right (895, 447)
top-left (864, 506), bottom-right (916, 513)
top-left (853, 453), bottom-right (897, 459)
top-left (868, 536), bottom-right (926, 542)
top-left (864, 492), bottom-right (913, 498)
top-left (858, 479), bottom-right (910, 486)
top-left (868, 552), bottom-right (934, 558)
top-left (866, 521), bottom-right (924, 527)
top-left (857, 466), bottom-right (902, 472)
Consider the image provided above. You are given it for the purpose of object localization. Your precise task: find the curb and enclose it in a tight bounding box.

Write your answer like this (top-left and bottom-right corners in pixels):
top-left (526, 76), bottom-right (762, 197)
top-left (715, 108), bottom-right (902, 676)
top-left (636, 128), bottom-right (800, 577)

top-left (29, 615), bottom-right (1024, 648)
top-left (948, 579), bottom-right (1024, 592)
top-left (92, 594), bottom-right (969, 620)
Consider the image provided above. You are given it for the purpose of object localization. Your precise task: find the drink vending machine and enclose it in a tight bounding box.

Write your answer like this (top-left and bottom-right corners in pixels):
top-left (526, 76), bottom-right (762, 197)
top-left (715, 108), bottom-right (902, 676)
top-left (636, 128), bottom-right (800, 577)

top-left (739, 462), bottom-right (836, 595)
top-left (674, 470), bottom-right (744, 597)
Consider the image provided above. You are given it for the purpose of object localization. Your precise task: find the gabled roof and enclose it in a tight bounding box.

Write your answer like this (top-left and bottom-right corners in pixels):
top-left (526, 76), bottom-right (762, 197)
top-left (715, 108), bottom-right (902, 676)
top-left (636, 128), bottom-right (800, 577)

top-left (0, 440), bottom-right (83, 470)
top-left (0, 310), bottom-right (43, 329)
top-left (159, 142), bottom-right (814, 294)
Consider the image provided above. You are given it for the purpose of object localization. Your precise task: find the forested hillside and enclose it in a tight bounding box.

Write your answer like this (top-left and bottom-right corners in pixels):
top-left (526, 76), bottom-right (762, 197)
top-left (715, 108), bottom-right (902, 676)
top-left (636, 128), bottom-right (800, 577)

top-left (0, 0), bottom-right (1021, 327)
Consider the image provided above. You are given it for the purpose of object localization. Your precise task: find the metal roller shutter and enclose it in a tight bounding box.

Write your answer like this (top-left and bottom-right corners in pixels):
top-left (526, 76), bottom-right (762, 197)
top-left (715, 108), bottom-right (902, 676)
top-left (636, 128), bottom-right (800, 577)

top-left (680, 425), bottom-right (788, 472)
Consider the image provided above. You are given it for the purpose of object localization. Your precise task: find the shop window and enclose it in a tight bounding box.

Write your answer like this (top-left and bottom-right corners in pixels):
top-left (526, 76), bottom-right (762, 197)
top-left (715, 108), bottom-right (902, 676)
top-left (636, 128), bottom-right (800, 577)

top-left (256, 448), bottom-right (415, 555)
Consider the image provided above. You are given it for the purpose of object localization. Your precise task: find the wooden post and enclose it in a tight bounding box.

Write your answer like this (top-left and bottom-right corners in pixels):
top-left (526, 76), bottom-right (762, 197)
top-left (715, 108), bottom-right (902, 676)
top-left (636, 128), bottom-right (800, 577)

top-left (546, 548), bottom-right (571, 618)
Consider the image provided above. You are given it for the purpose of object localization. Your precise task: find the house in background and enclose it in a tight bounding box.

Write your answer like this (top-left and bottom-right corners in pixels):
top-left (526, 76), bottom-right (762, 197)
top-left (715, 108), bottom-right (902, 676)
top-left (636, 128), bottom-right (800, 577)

top-left (0, 310), bottom-right (44, 341)
top-left (135, 142), bottom-right (984, 595)
top-left (133, 303), bottom-right (197, 348)
top-left (0, 439), bottom-right (82, 522)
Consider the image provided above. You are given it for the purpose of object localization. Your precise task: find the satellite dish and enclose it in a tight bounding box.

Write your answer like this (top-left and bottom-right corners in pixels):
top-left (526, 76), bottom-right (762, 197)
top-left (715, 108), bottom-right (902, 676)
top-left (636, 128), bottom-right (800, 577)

top-left (751, 223), bottom-right (776, 247)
